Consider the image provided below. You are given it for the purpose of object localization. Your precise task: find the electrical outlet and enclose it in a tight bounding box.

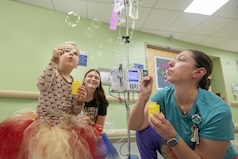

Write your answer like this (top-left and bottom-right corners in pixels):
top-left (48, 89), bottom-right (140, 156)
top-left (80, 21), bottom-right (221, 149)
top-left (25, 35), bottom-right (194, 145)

top-left (100, 71), bottom-right (111, 85)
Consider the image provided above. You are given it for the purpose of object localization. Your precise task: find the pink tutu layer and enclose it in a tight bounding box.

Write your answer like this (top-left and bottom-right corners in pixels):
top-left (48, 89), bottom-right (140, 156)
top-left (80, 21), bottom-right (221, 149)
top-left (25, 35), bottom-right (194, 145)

top-left (0, 110), bottom-right (36, 159)
top-left (0, 110), bottom-right (108, 159)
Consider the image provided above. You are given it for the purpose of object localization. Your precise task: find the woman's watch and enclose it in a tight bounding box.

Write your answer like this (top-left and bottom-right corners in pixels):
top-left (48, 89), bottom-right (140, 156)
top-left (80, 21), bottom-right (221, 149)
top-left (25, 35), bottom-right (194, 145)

top-left (165, 132), bottom-right (180, 147)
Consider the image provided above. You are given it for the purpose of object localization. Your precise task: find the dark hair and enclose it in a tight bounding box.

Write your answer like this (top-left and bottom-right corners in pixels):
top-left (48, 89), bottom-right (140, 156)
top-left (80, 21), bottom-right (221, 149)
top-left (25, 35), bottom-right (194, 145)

top-left (83, 69), bottom-right (109, 107)
top-left (187, 49), bottom-right (213, 90)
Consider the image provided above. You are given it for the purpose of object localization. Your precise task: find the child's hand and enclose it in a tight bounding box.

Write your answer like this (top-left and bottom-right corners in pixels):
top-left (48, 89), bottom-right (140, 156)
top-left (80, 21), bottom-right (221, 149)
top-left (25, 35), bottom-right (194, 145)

top-left (94, 124), bottom-right (103, 135)
top-left (80, 114), bottom-right (91, 124)
top-left (51, 46), bottom-right (64, 64)
top-left (52, 47), bottom-right (64, 59)
top-left (77, 86), bottom-right (87, 103)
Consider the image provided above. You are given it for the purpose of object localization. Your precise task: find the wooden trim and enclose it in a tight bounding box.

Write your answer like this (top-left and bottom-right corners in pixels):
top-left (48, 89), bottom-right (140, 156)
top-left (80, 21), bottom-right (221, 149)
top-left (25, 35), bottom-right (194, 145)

top-left (0, 90), bottom-right (138, 102)
top-left (147, 44), bottom-right (181, 54)
top-left (235, 123), bottom-right (238, 133)
top-left (0, 90), bottom-right (39, 99)
top-left (105, 129), bottom-right (136, 139)
top-left (230, 101), bottom-right (238, 107)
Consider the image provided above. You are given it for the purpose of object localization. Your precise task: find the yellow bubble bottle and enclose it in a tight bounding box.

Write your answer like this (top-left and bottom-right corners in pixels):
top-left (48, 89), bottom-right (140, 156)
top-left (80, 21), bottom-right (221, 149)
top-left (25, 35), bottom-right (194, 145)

top-left (148, 102), bottom-right (160, 117)
top-left (71, 80), bottom-right (81, 95)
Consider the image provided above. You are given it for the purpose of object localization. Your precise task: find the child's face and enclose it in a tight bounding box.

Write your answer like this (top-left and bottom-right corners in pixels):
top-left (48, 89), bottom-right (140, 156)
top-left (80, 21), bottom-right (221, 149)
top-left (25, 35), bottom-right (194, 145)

top-left (64, 44), bottom-right (79, 56)
top-left (59, 44), bottom-right (79, 68)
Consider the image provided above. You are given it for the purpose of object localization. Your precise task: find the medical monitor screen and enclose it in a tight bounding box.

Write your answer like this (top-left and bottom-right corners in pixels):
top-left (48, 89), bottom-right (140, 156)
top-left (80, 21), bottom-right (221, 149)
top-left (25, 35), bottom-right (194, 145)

top-left (128, 70), bottom-right (138, 82)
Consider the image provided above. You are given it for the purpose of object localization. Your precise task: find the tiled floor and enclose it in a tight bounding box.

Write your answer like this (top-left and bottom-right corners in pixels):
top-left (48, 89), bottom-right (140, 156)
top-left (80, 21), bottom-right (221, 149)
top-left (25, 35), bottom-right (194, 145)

top-left (113, 133), bottom-right (238, 159)
top-left (113, 141), bottom-right (142, 159)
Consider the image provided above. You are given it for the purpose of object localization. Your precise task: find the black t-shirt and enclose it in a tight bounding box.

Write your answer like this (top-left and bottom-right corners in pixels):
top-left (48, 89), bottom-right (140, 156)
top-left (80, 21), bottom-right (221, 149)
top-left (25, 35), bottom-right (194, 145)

top-left (83, 98), bottom-right (107, 123)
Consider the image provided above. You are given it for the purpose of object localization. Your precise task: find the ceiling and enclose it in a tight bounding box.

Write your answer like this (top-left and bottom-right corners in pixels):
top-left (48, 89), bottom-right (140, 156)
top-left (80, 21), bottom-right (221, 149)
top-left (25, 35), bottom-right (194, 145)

top-left (13, 0), bottom-right (238, 53)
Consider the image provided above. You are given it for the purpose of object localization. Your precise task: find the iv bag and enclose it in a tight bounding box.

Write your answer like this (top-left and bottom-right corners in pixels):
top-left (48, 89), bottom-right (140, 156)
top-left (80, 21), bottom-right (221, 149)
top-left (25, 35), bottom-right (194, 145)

top-left (113, 0), bottom-right (124, 12)
top-left (129, 0), bottom-right (139, 19)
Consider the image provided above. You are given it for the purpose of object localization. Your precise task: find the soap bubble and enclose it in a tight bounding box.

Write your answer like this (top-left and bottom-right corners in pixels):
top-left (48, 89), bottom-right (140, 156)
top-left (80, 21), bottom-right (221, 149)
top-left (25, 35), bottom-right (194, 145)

top-left (114, 50), bottom-right (119, 56)
top-left (120, 17), bottom-right (126, 24)
top-left (148, 63), bottom-right (152, 68)
top-left (104, 120), bottom-right (116, 134)
top-left (98, 44), bottom-right (103, 49)
top-left (116, 36), bottom-right (124, 45)
top-left (114, 50), bottom-right (122, 59)
top-left (125, 63), bottom-right (132, 68)
top-left (90, 55), bottom-right (95, 61)
top-left (65, 11), bottom-right (80, 27)
top-left (89, 48), bottom-right (95, 61)
top-left (107, 37), bottom-right (113, 44)
top-left (85, 27), bottom-right (94, 37)
top-left (96, 50), bottom-right (103, 57)
top-left (89, 48), bottom-right (95, 54)
top-left (91, 18), bottom-right (101, 29)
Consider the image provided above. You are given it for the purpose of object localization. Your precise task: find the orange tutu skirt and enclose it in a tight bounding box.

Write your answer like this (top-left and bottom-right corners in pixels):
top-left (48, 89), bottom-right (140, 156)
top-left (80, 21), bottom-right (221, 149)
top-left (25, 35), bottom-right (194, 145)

top-left (0, 109), bottom-right (111, 159)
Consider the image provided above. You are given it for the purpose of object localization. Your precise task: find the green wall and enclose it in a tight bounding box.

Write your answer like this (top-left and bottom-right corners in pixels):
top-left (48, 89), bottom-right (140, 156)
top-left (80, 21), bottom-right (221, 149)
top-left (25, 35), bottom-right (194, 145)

top-left (1, 0), bottom-right (238, 127)
top-left (211, 58), bottom-right (226, 99)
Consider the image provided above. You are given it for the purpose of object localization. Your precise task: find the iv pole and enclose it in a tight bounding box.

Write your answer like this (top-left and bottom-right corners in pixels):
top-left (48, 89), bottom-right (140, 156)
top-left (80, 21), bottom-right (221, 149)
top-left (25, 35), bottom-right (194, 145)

top-left (122, 1), bottom-right (138, 159)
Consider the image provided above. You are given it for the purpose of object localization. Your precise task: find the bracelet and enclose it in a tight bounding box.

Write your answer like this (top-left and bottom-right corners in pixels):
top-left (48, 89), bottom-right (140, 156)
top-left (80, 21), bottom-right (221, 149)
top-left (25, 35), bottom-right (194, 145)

top-left (77, 101), bottom-right (85, 106)
top-left (73, 102), bottom-right (84, 109)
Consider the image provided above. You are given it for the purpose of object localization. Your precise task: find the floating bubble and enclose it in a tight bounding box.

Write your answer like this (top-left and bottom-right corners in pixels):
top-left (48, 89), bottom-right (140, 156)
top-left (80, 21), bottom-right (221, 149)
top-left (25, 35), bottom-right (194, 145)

top-left (114, 50), bottom-right (119, 56)
top-left (107, 38), bottom-right (113, 44)
top-left (114, 51), bottom-right (122, 62)
top-left (65, 11), bottom-right (80, 27)
top-left (130, 30), bottom-right (134, 39)
top-left (125, 63), bottom-right (132, 68)
top-left (104, 120), bottom-right (116, 134)
top-left (120, 18), bottom-right (126, 24)
top-left (91, 18), bottom-right (101, 29)
top-left (98, 44), bottom-right (103, 49)
top-left (115, 52), bottom-right (123, 68)
top-left (96, 50), bottom-right (103, 57)
top-left (116, 36), bottom-right (124, 45)
top-left (85, 27), bottom-right (94, 37)
top-left (89, 48), bottom-right (95, 55)
top-left (90, 55), bottom-right (95, 61)
top-left (148, 63), bottom-right (152, 68)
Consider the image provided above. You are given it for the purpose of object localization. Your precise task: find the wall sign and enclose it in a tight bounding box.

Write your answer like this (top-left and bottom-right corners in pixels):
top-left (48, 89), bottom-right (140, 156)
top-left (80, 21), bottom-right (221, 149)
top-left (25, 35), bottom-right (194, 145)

top-left (78, 51), bottom-right (88, 66)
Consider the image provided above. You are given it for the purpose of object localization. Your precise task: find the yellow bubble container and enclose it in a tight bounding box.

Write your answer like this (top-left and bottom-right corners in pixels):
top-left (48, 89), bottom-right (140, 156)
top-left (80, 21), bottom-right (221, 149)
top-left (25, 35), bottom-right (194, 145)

top-left (148, 102), bottom-right (160, 116)
top-left (71, 80), bottom-right (81, 95)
